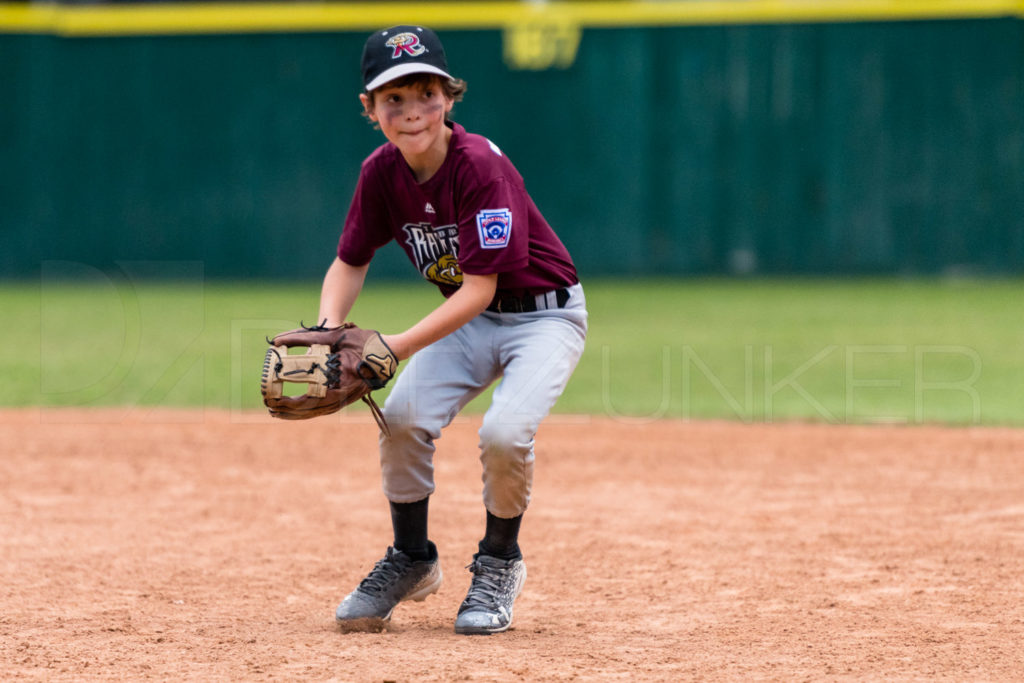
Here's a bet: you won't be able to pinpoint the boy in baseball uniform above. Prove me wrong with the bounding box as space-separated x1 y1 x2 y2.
326 25 587 634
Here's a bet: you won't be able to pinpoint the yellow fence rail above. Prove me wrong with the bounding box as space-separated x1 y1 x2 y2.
2 0 1023 37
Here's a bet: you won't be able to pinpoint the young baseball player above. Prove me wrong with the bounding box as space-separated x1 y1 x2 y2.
325 25 587 635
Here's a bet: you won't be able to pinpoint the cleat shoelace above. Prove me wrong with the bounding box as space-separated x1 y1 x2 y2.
358 552 411 594
461 560 510 610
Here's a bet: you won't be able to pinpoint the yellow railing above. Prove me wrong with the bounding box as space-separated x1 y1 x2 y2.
1 0 1022 37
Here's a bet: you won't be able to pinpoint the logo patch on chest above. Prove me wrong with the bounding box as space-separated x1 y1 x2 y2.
476 209 512 249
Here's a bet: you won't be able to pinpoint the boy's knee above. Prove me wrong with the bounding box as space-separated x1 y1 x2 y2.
477 419 534 456
380 400 443 443
381 397 414 427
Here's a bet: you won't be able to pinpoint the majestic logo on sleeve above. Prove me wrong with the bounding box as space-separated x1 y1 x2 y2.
476 209 512 249
402 222 463 287
386 33 427 58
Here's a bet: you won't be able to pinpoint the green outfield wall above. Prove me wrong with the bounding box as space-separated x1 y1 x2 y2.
2 3 1023 278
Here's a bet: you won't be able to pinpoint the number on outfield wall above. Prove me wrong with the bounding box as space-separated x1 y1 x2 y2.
503 19 582 70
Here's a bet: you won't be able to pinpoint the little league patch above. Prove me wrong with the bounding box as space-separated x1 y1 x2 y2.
477 209 512 249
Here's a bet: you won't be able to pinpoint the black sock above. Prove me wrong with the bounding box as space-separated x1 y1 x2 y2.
390 497 430 561
478 510 523 561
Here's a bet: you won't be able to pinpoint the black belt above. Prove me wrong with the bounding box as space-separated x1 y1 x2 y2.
487 287 571 314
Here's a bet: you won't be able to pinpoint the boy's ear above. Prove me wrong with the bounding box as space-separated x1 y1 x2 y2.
359 92 377 121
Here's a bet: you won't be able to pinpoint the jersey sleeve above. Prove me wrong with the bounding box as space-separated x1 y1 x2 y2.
455 175 530 276
337 162 393 266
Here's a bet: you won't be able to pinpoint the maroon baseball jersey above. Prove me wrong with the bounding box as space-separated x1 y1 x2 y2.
338 122 578 298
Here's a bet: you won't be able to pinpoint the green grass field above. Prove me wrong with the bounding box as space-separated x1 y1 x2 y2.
3 277 1022 425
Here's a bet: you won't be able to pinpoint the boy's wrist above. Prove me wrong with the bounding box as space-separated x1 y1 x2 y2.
380 333 409 361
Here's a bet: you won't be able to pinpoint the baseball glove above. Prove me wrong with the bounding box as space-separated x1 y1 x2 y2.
261 322 398 433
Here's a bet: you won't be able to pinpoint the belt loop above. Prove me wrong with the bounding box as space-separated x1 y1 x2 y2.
555 287 571 308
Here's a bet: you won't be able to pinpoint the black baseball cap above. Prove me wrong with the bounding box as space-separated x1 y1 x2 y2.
361 25 454 92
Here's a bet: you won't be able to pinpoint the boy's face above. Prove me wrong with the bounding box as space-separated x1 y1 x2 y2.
360 78 454 161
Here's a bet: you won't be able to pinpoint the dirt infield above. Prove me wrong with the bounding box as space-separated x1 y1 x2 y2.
3 409 1023 681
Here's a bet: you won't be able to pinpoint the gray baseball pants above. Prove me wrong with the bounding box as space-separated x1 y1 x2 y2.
379 283 588 518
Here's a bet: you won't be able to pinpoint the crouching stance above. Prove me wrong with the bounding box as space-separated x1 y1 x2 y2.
325 25 587 634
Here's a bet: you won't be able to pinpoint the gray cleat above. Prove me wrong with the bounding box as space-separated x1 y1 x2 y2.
454 553 527 635
335 542 442 632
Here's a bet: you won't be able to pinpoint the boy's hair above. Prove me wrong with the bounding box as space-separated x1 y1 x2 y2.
362 73 467 127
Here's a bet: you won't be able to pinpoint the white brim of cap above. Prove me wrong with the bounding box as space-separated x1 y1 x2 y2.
365 63 454 92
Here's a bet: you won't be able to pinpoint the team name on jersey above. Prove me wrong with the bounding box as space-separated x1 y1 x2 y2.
402 222 463 287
